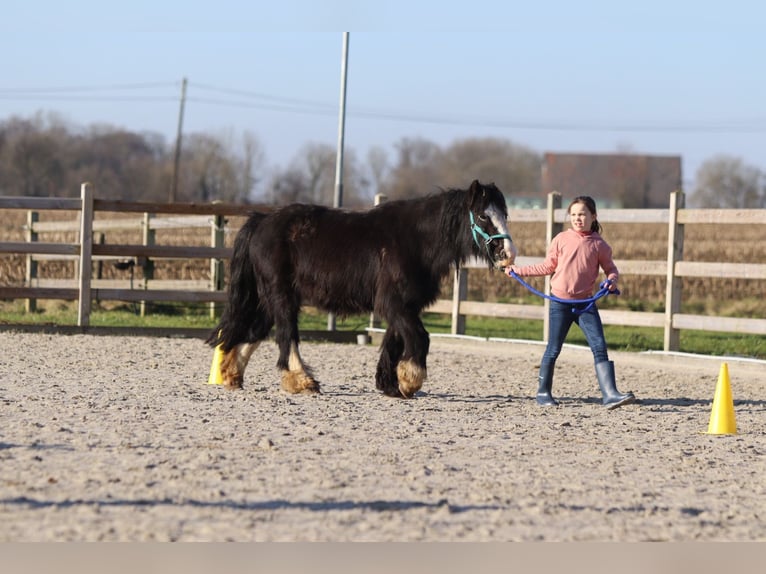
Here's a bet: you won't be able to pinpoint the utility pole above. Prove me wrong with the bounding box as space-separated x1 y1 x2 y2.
169 76 187 203
328 32 350 331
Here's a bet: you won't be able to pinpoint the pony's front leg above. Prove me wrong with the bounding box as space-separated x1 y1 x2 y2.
395 314 429 398
375 317 428 399
376 328 404 397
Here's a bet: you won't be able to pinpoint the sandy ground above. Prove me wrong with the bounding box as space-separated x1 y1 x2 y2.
0 330 764 542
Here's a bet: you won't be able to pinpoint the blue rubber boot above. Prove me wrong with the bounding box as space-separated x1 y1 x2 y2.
595 360 636 410
536 362 559 406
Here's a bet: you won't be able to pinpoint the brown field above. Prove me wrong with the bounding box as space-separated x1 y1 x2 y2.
1 208 765 314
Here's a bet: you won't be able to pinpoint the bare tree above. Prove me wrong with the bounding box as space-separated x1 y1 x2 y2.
180 130 265 203
0 115 68 196
366 145 389 198
0 114 171 199
241 131 265 202
76 125 166 200
442 137 541 197
11 130 64 197
266 142 371 207
380 137 444 200
303 143 336 204
692 155 765 208
262 142 334 205
267 166 310 204
1 115 269 202
379 136 540 203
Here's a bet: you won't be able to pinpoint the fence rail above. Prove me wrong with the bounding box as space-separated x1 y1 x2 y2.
0 183 251 321
1 185 765 351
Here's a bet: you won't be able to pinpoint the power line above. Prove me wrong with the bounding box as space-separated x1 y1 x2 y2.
187 96 335 115
0 95 177 103
2 80 766 134
0 81 177 93
186 81 766 134
192 81 330 109
0 81 178 103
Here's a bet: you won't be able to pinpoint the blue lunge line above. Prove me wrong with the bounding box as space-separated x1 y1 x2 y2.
506 269 619 315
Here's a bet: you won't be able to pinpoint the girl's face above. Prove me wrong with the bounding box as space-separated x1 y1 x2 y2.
568 201 596 233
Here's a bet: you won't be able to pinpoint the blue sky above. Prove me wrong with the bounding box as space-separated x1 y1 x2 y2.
2 0 764 190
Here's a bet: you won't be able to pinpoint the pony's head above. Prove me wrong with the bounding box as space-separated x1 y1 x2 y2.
467 180 517 268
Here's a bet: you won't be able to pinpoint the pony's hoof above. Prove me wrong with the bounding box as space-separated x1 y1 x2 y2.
398 377 425 397
378 385 403 398
298 383 321 395
397 360 425 399
221 373 244 390
281 371 320 394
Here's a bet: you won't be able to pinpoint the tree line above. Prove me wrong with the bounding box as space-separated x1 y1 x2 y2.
1 112 763 208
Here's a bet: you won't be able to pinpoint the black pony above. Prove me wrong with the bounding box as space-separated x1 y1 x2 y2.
207 179 516 398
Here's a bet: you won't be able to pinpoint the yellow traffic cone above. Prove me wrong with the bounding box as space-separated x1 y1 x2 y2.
705 362 737 435
207 344 224 385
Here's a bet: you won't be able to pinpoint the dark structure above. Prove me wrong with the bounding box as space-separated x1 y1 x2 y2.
542 152 682 208
208 180 516 398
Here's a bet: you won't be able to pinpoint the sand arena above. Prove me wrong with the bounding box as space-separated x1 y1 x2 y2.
0 331 763 541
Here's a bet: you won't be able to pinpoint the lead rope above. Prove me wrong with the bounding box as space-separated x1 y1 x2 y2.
506 268 619 315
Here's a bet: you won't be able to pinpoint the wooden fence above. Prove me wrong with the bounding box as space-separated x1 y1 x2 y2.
20 199 229 318
442 191 766 350
0 183 244 327
1 184 765 351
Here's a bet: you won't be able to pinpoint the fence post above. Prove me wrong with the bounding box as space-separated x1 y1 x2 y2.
140 212 155 317
94 232 105 307
543 191 562 342
24 210 39 312
664 190 684 352
451 268 467 335
209 211 225 319
77 182 94 327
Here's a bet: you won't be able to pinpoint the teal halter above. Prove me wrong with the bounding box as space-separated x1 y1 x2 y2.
469 211 512 259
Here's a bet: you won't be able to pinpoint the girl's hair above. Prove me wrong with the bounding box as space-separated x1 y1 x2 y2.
568 195 602 234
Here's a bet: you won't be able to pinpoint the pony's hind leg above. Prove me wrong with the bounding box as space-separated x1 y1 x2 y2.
220 342 258 389
272 288 318 394
216 309 273 390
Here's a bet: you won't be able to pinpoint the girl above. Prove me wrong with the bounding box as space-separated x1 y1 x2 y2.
507 196 636 409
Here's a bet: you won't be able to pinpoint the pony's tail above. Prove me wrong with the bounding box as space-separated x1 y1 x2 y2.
206 212 267 350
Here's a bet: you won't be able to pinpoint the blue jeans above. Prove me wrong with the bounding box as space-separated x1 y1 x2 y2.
541 300 609 369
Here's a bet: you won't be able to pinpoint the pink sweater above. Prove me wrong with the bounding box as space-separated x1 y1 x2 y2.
514 229 619 300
